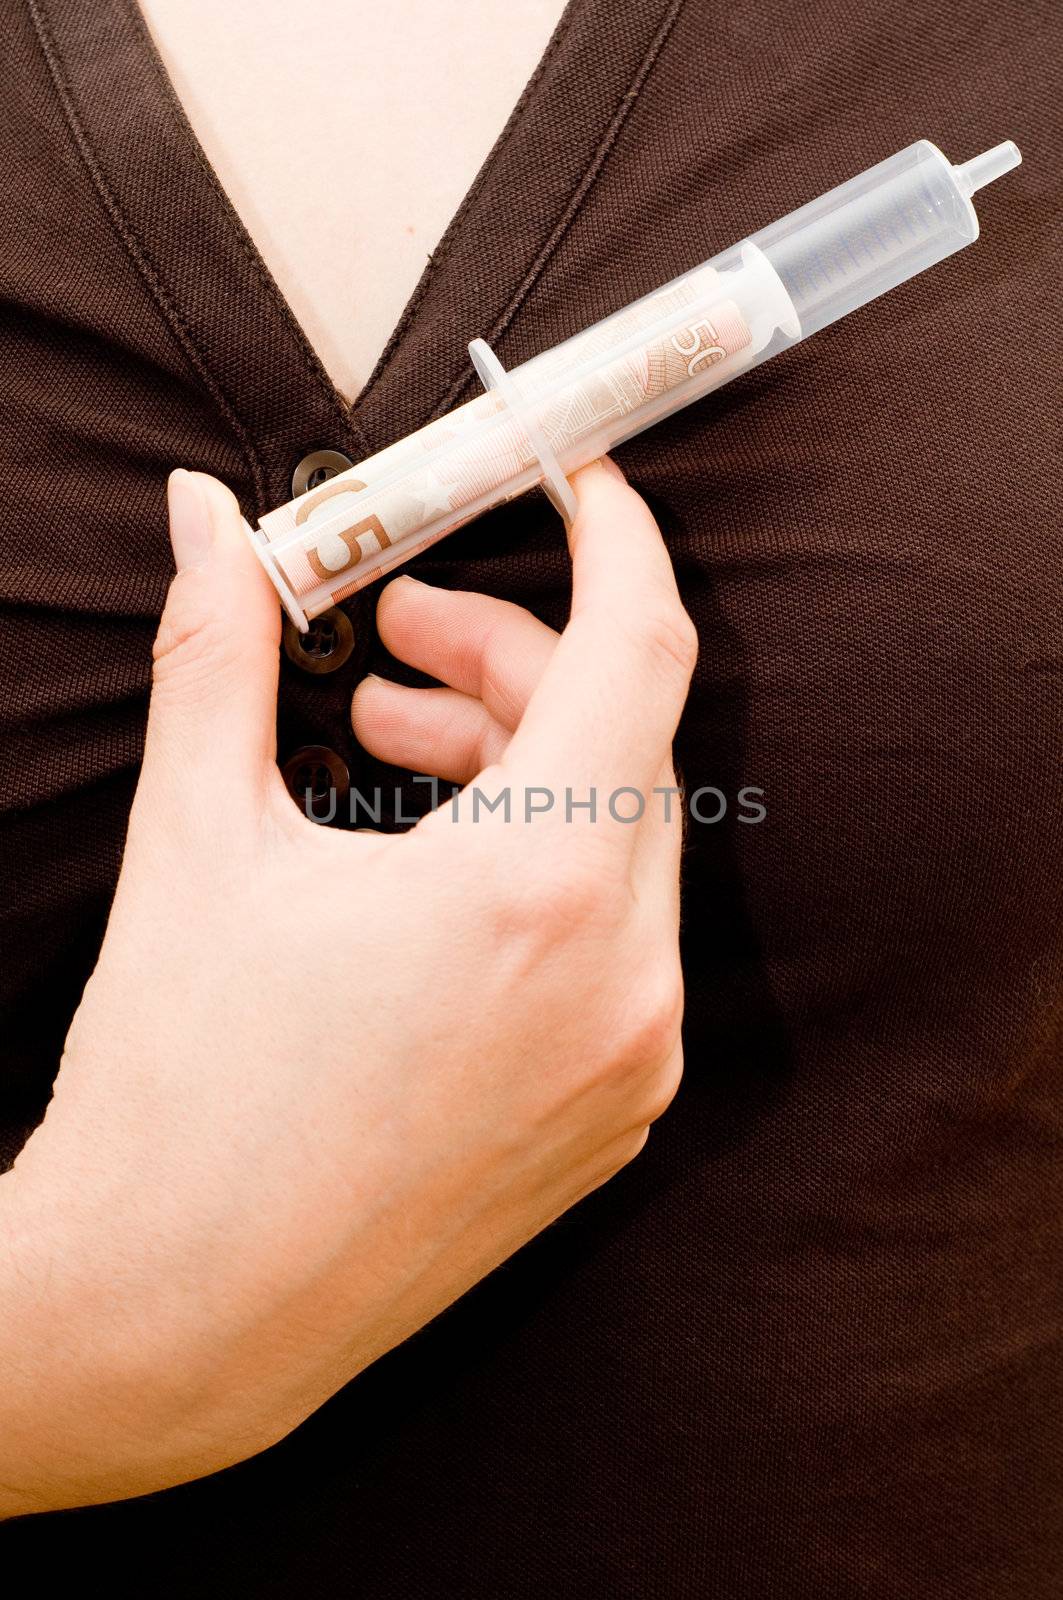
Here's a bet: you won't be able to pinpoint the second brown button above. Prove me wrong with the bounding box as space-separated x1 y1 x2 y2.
283 607 355 675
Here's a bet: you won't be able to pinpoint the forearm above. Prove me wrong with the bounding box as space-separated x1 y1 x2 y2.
0 1119 532 1517
0 1159 286 1518
0 1167 177 1514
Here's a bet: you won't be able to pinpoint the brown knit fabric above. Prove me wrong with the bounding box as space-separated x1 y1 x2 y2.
2 0 1061 1593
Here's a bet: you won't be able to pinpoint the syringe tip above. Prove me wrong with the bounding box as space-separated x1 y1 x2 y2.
954 140 1022 197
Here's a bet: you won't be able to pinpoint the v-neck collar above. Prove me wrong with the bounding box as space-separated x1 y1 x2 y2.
29 0 683 516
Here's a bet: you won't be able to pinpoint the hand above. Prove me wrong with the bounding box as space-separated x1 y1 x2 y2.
0 458 697 1514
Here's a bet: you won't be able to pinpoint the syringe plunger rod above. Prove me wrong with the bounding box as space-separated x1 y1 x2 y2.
245 138 1021 630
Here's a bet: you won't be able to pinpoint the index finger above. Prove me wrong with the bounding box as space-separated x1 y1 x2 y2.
502 458 698 812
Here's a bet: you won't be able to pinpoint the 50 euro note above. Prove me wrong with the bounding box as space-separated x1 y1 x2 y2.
257 263 752 616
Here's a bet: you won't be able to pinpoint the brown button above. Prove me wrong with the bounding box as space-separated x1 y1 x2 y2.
281 745 350 820
291 448 353 498
282 606 355 675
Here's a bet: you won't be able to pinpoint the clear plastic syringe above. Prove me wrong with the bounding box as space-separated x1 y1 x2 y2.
244 138 1022 631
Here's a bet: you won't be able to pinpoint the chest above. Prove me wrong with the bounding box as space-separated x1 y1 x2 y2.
137 0 568 402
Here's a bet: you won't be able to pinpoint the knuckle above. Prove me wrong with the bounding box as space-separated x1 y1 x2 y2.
640 599 699 680
151 576 239 698
586 1126 651 1195
493 851 616 942
479 618 528 728
574 1128 650 1203
616 960 685 1073
614 1125 652 1172
640 1049 684 1125
626 1125 651 1161
436 698 488 778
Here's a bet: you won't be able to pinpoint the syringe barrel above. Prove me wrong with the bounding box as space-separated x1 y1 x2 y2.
246 138 1017 630
749 139 981 338
500 139 989 457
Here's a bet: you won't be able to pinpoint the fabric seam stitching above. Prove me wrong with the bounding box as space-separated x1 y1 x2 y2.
27 0 269 508
434 0 688 418
118 0 367 457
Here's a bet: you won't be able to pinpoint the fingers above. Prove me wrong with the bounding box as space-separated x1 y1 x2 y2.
352 679 507 784
139 470 282 822
375 577 556 728
502 459 698 815
352 578 561 778
357 461 697 872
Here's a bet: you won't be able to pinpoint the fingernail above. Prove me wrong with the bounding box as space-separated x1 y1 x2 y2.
167 468 213 571
598 454 626 481
394 573 427 587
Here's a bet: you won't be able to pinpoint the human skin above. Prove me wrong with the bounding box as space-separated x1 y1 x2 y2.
137 0 569 400
0 458 696 1516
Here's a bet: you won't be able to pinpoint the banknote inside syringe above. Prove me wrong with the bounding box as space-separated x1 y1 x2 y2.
255 264 752 617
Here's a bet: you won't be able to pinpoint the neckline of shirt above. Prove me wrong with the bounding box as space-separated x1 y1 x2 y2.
29 0 683 519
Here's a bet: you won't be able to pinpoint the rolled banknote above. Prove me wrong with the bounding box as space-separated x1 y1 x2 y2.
252 261 758 622
247 138 1022 628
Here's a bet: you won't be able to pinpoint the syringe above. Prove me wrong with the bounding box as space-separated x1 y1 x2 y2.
244 138 1022 631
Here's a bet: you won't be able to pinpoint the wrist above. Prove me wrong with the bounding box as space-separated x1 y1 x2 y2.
0 1158 250 1513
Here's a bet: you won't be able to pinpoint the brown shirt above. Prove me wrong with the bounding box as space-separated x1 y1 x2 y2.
2 1 1061 1594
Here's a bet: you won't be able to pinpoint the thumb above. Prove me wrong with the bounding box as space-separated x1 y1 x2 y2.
140 469 282 814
